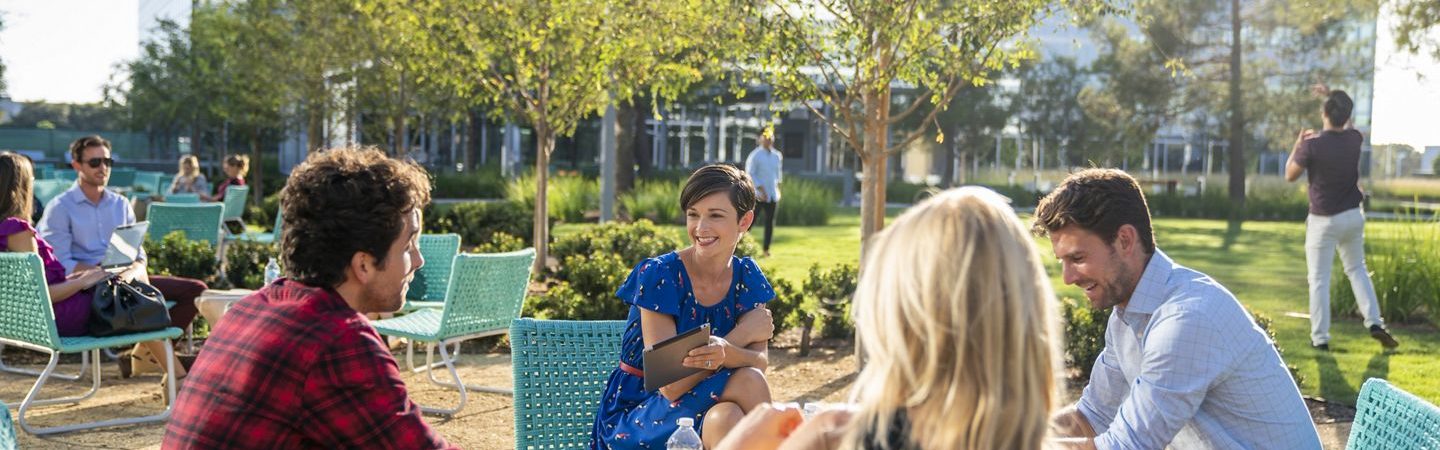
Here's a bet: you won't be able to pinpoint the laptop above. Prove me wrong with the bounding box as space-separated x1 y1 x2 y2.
101 221 148 273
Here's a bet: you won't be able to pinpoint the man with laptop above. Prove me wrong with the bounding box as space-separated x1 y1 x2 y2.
39 135 207 378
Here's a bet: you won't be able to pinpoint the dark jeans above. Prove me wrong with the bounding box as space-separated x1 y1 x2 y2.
755 201 778 252
150 275 206 330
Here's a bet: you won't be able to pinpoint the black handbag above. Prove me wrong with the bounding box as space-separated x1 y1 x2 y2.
89 277 172 337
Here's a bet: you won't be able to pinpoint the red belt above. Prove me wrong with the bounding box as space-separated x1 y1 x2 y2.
619 362 644 378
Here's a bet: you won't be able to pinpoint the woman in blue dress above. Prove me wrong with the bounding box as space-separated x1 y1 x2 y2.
592 164 778 450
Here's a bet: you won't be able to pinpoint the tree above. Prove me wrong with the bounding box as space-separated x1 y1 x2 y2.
0 14 7 98
420 0 749 270
755 0 1111 249
1393 0 1440 60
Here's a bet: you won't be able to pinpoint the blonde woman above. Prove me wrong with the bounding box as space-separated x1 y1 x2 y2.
717 187 1064 450
200 154 248 202
169 155 208 195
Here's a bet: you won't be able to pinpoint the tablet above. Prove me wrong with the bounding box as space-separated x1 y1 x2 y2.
642 323 711 392
101 221 148 271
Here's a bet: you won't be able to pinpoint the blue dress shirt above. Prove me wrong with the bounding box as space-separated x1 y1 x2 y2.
38 184 141 274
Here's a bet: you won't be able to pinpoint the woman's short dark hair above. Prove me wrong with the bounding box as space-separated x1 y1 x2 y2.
679 164 757 220
69 135 110 162
280 147 431 287
0 152 35 221
1324 90 1353 128
1031 168 1156 254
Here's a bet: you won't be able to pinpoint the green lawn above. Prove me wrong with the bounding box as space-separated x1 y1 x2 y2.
556 211 1439 406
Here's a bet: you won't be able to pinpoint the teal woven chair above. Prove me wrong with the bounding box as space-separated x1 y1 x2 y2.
402 234 463 310
1346 378 1440 449
372 248 536 415
146 203 224 248
53 170 76 182
164 193 201 204
239 209 283 244
0 400 14 450
511 319 625 450
159 174 175 195
0 253 181 435
108 167 136 189
220 185 249 223
33 165 53 181
32 180 70 209
133 171 162 194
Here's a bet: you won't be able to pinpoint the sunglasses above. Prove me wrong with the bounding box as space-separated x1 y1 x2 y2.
83 158 114 168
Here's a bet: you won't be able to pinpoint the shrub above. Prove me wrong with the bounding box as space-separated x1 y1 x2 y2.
1331 210 1440 324
550 220 683 273
506 173 600 223
427 200 537 248
1060 297 1107 378
733 234 761 259
774 178 837 226
145 231 218 281
225 240 278 289
792 264 858 355
527 253 633 321
475 232 528 254
1249 307 1305 390
766 277 803 333
432 167 507 198
620 180 683 224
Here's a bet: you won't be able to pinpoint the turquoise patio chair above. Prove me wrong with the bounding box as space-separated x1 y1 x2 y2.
33 165 53 180
146 203 224 248
53 169 76 182
220 185 249 226
372 248 536 415
32 180 70 209
1346 378 1440 449
109 167 136 190
402 234 463 310
510 319 625 450
159 174 175 196
238 210 283 244
164 193 201 204
0 253 181 435
0 400 13 450
133 171 162 195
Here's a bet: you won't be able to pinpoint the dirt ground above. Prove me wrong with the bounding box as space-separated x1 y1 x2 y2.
3 335 1350 449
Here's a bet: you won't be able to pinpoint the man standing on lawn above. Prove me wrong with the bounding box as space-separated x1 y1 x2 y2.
745 128 783 257
1036 169 1320 449
1285 85 1399 351
164 148 454 449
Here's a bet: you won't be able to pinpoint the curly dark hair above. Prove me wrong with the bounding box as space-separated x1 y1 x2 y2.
280 147 431 287
679 164 756 221
1031 168 1156 255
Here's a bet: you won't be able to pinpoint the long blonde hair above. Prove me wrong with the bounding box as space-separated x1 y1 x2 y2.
178 155 200 178
843 187 1062 450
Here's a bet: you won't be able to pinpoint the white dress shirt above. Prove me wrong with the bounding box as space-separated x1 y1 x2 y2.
744 146 783 202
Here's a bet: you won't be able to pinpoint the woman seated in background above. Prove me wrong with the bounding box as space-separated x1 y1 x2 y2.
0 152 186 381
591 164 778 450
169 154 208 195
717 187 1065 450
199 154 247 202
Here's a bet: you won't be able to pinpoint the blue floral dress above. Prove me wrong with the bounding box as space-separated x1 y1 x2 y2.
591 251 774 450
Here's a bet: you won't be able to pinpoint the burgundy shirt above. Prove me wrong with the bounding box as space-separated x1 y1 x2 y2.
163 279 454 449
213 177 245 201
1293 129 1365 216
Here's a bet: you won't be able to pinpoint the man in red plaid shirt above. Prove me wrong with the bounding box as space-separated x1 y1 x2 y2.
164 148 455 449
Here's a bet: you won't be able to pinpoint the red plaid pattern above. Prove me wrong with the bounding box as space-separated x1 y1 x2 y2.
163 279 455 449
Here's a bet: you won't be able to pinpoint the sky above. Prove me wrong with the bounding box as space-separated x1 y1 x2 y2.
1 0 1439 150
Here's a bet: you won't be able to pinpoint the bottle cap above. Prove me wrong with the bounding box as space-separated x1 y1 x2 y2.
677 418 693 427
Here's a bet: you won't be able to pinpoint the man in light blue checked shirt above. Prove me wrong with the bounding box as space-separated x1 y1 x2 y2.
1035 169 1320 449
744 130 782 257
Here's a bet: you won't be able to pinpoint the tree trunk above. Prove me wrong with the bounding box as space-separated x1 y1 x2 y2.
534 122 554 274
635 98 654 178
1227 0 1246 224
616 104 638 194
857 83 891 257
249 134 264 207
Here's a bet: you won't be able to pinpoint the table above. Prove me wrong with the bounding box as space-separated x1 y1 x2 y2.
196 289 254 330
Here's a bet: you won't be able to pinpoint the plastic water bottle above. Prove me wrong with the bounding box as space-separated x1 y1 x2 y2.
263 257 281 286
666 417 703 450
